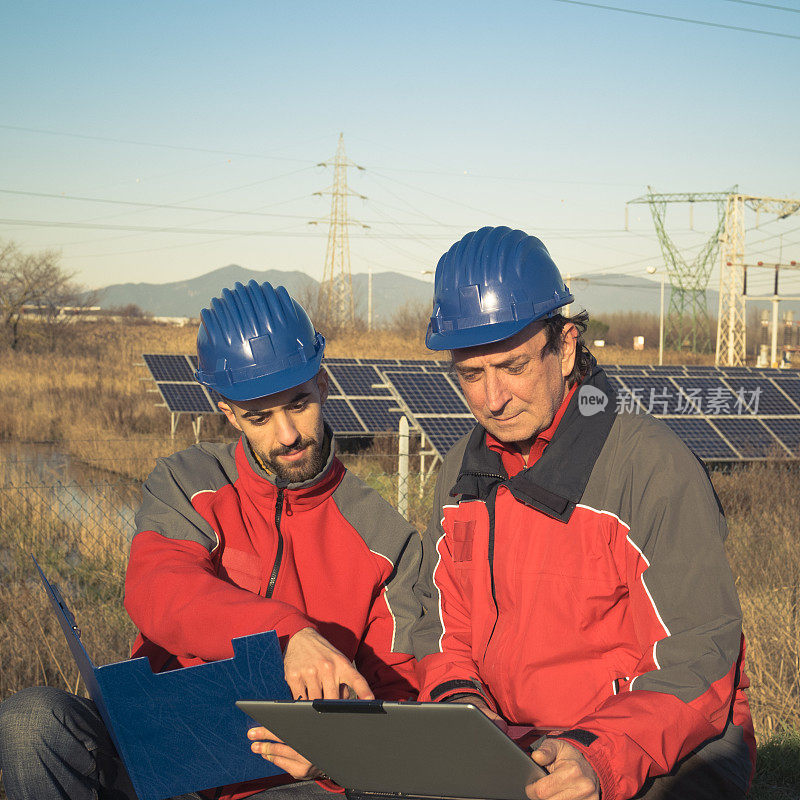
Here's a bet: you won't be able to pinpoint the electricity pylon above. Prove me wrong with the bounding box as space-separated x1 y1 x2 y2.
312 134 366 329
716 194 800 366
627 188 734 353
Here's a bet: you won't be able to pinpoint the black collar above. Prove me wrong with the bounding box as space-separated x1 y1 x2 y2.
451 361 617 523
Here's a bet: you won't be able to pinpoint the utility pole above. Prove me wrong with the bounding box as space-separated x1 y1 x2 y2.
367 262 373 331
312 134 367 330
647 266 665 366
716 194 800 365
627 188 733 354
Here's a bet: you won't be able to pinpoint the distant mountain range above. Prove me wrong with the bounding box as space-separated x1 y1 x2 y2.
92 264 800 321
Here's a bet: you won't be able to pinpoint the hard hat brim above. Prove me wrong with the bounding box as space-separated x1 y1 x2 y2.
425 317 536 352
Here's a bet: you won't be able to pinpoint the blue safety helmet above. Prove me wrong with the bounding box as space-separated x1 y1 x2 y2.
425 226 573 351
195 280 325 402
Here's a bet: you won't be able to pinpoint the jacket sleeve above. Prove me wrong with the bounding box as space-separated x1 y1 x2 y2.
557 424 748 800
125 458 311 663
330 470 423 700
412 453 497 709
353 533 422 700
126 533 313 662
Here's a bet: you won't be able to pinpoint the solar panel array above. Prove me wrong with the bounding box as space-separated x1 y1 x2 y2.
142 355 800 462
143 354 218 414
605 364 800 460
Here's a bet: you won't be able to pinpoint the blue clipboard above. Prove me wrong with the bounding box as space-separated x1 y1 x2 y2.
33 556 292 800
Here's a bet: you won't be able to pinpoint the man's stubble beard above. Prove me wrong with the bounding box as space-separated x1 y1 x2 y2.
253 432 328 483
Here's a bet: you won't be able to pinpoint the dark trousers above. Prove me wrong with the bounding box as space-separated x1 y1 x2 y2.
633 751 747 800
0 687 331 800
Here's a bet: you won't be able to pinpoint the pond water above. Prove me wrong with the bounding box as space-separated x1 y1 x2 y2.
0 442 140 541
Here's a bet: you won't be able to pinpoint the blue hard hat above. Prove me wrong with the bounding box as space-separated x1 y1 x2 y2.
195 281 325 402
425 226 574 351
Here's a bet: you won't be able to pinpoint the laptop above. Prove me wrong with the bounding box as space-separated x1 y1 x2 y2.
237 699 546 800
34 556 291 800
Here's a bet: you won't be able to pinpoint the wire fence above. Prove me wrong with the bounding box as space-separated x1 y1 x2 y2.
0 444 432 599
0 440 434 713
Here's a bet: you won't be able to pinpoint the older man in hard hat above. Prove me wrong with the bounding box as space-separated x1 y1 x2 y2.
412 228 754 800
0 281 420 800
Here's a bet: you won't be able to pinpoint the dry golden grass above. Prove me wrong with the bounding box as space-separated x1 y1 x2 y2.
716 463 800 740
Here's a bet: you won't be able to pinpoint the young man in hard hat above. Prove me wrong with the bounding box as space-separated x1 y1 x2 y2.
0 281 421 800
412 228 754 800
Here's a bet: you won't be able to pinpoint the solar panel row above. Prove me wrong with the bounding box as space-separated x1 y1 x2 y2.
142 355 800 462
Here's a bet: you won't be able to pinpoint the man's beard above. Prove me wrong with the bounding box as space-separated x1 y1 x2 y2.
254 433 327 483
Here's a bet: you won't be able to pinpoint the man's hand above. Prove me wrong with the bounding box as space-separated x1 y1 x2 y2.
527 738 600 800
283 627 374 701
248 726 323 780
449 694 508 734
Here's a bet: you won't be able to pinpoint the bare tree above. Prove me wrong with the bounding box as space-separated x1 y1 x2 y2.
0 240 92 350
387 300 431 339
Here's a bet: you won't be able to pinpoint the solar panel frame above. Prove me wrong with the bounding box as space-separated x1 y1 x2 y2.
156 383 215 413
349 398 406 433
762 369 800 379
415 416 476 458
647 366 688 376
710 418 788 459
326 364 392 397
143 354 196 383
381 369 470 415
659 418 738 460
604 375 627 400
322 398 366 435
774 377 800 408
722 377 800 416
611 367 650 375
719 366 753 375
683 365 719 373
762 418 800 456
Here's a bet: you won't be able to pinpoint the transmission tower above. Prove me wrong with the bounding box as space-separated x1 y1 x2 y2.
312 134 366 329
627 188 733 353
716 193 800 366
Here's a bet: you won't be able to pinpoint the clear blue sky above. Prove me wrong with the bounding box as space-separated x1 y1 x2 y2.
1 0 798 301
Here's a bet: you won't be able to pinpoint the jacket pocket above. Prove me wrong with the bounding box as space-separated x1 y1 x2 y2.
451 520 475 563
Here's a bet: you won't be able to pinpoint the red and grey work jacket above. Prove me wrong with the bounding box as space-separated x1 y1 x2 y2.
413 365 755 800
125 433 421 800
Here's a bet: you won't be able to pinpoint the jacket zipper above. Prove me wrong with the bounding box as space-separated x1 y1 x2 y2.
265 487 285 598
482 486 502 663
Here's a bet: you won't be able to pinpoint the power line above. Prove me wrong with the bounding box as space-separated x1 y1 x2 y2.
0 217 457 239
0 124 318 163
0 186 468 227
1 123 642 189
550 0 800 40
719 0 800 13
